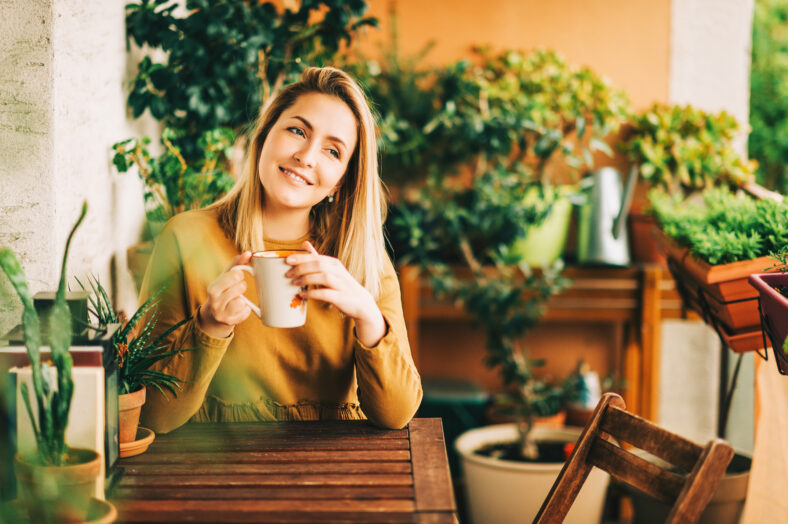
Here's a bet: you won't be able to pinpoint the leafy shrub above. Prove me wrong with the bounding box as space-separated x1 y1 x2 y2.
621 104 756 194
651 187 788 265
749 0 788 193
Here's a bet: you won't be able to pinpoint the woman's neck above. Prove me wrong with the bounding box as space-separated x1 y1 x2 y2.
262 206 310 241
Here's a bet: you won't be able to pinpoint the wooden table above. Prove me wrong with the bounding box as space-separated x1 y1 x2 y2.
113 418 457 523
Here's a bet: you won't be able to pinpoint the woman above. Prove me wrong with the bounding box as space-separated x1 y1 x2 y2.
139 67 422 433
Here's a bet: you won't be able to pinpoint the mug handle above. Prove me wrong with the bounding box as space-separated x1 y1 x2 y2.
230 265 261 319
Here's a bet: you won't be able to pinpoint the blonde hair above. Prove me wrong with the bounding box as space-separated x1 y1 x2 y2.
212 67 388 298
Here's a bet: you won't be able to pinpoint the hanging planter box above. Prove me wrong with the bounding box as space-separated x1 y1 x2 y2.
657 230 770 353
748 273 788 375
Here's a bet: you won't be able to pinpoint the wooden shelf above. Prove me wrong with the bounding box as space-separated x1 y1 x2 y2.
399 264 674 421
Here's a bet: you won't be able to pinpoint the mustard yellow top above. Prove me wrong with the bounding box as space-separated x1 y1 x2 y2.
138 208 422 433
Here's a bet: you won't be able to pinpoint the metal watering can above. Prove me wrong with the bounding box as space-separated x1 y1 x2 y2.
576 166 639 266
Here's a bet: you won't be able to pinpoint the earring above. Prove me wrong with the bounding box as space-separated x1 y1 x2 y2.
328 194 335 203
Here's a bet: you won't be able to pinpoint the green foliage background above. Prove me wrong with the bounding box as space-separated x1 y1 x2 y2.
749 0 788 194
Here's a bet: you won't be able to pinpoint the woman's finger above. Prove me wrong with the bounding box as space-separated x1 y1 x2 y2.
293 271 338 289
224 251 252 272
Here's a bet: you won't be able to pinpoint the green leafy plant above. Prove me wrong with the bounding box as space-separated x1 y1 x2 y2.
380 47 633 459
650 187 788 265
768 246 788 273
112 127 236 221
391 164 570 459
77 277 190 396
0 203 86 466
119 0 377 223
749 0 788 194
355 46 630 189
620 104 756 194
429 48 630 186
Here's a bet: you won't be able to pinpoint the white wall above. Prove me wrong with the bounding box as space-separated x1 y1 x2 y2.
0 0 147 336
662 0 756 453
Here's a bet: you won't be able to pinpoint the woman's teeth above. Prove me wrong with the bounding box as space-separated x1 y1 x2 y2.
282 168 309 185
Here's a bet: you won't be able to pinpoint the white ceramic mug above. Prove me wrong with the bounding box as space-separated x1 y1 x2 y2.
232 250 307 328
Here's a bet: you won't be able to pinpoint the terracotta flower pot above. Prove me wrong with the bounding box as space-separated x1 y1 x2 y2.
14 448 101 523
749 273 788 374
628 212 667 266
119 386 146 444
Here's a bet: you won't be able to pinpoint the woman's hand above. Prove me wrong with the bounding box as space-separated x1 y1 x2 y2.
198 251 253 338
287 241 386 347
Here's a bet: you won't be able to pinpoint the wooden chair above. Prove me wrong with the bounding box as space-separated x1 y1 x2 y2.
534 393 734 524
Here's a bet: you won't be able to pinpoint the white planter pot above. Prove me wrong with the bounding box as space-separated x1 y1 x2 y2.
456 424 609 524
626 452 751 524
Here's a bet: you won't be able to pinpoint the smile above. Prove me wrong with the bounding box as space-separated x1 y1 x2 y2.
280 167 313 185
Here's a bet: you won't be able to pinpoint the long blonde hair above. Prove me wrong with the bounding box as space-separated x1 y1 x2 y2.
212 67 388 298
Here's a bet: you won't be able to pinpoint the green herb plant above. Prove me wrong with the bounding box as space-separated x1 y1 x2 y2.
77 277 190 397
0 203 87 465
650 187 788 265
620 104 756 195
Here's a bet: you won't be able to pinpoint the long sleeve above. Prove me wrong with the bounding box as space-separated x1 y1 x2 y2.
354 259 423 429
138 214 231 434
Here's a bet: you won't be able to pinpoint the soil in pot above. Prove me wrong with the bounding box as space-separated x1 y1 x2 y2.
475 439 572 463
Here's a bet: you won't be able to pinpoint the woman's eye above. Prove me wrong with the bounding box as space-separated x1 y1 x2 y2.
287 126 305 137
327 148 340 159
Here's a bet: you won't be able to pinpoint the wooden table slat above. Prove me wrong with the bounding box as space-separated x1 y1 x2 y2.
123 461 411 476
410 419 457 513
146 437 410 453
164 420 407 438
121 473 414 488
122 449 412 465
118 498 416 515
116 485 415 501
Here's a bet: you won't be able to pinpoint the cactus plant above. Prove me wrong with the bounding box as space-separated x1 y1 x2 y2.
0 202 87 466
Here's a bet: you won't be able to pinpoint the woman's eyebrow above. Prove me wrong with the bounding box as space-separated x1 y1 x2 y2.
293 115 347 149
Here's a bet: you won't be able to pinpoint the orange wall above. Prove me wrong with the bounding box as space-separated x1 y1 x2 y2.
357 0 671 110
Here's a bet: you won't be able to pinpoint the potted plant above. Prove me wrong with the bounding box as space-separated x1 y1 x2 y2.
650 187 788 352
378 47 629 266
619 103 757 263
0 203 109 523
78 278 190 450
749 248 788 374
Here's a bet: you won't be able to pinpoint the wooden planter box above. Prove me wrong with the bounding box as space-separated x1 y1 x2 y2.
657 230 769 353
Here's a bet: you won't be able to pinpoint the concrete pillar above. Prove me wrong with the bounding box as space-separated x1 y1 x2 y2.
660 0 756 453
0 0 146 336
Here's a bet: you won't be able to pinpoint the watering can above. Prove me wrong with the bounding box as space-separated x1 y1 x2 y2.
576 166 638 266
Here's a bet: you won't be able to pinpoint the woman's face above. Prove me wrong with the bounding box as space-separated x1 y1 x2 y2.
258 92 358 215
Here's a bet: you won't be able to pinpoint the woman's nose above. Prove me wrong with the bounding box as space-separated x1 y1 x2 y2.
294 142 317 168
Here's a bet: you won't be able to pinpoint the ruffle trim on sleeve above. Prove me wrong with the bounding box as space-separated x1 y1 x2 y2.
191 396 367 423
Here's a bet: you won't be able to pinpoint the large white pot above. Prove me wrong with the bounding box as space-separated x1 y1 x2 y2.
456 424 609 524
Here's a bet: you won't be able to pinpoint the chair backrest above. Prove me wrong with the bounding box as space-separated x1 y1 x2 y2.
534 393 734 524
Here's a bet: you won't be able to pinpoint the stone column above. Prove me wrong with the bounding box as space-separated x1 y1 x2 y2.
0 0 146 335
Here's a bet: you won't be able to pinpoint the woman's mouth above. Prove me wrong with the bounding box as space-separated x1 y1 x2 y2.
280 167 312 185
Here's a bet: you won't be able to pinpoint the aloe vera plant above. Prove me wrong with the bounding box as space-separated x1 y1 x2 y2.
0 202 87 466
